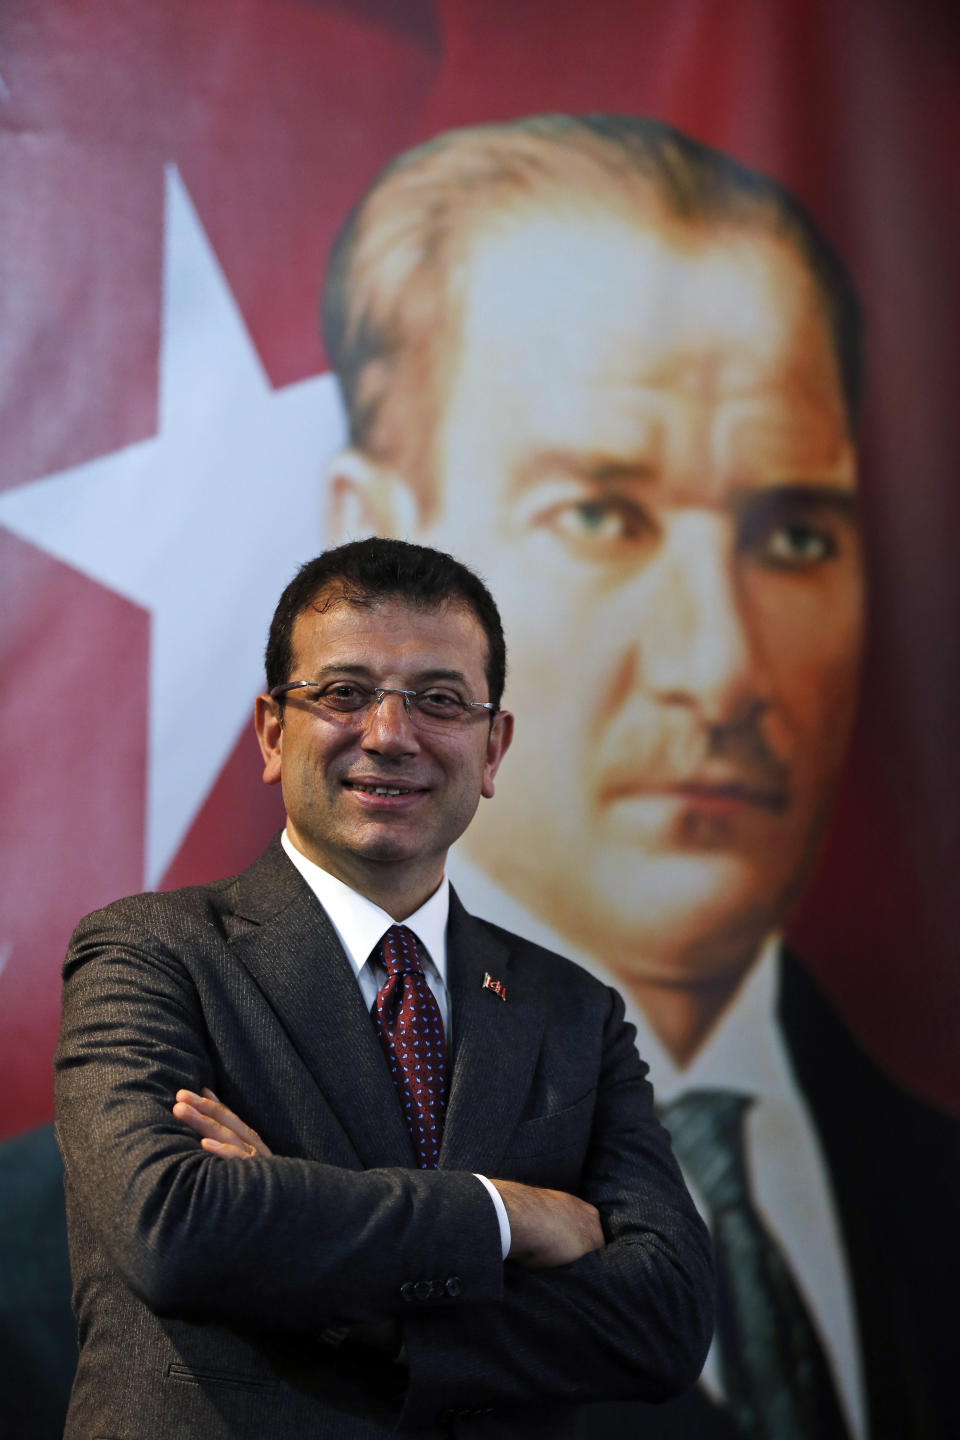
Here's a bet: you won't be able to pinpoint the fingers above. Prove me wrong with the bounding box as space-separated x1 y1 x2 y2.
172 1088 273 1159
172 1092 263 1157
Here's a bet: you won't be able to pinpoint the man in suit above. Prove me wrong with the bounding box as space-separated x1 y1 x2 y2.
54 536 713 1438
317 114 960 1437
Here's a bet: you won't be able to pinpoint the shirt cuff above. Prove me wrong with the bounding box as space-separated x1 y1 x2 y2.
473 1173 511 1259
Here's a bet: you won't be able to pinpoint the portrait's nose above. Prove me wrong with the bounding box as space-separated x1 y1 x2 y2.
359 690 421 756
639 513 770 727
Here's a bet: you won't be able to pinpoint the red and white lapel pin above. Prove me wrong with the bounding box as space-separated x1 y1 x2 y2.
482 972 507 1001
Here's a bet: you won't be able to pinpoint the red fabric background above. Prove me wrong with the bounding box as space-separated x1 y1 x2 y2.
1 0 958 1136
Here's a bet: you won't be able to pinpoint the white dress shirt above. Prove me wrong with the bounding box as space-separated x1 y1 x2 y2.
280 830 511 1257
447 848 865 1439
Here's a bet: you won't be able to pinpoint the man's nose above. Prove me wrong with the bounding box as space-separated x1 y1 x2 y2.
637 514 769 727
359 690 421 754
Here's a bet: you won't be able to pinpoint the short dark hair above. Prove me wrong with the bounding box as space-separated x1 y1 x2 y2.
324 112 862 500
265 537 507 709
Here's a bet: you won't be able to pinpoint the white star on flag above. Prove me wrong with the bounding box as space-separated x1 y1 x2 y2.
0 166 344 885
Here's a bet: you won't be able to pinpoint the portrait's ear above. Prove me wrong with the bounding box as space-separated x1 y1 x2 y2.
324 447 420 542
254 695 283 787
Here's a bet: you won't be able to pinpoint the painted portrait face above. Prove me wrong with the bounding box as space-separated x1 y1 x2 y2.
333 207 864 986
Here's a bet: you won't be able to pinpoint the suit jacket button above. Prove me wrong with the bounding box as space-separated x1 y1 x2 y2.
445 1275 462 1298
413 1279 434 1301
400 1282 415 1302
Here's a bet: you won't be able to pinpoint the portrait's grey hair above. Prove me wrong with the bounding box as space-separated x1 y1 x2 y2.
323 113 862 513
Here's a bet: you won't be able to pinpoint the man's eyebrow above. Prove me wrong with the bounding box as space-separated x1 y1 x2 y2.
310 663 472 686
413 668 472 686
312 663 373 678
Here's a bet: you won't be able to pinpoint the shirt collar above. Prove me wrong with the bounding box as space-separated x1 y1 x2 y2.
446 850 792 1105
630 935 793 1106
280 828 449 981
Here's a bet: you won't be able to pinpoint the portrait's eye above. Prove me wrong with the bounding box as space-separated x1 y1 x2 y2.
538 493 656 558
738 488 855 574
761 522 836 568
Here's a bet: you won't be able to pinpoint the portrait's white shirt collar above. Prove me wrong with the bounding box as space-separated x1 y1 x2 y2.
280 828 449 982
627 934 791 1107
446 847 786 1099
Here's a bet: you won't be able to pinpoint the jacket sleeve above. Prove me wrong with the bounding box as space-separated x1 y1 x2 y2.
54 908 506 1334
398 985 715 1425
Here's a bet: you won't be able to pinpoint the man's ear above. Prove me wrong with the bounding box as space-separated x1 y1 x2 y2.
481 709 514 800
254 695 283 787
324 447 421 542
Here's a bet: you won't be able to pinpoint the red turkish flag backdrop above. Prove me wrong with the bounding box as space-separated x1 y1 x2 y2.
1 0 959 1145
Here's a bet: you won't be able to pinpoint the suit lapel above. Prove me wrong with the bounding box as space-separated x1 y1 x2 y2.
226 839 415 1169
440 890 544 1175
222 847 545 1176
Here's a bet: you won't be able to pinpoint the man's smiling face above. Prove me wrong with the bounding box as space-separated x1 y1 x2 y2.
411 207 864 984
256 594 512 907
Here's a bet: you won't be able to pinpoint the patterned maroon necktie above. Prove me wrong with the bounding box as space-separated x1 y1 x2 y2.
371 925 447 1169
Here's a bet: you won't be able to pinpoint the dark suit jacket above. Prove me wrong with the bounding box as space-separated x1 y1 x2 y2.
53 837 713 1439
574 953 960 1440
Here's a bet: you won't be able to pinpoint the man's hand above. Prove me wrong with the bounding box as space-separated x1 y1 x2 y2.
173 1089 273 1158
173 1089 403 1358
490 1179 604 1270
172 1094 603 1271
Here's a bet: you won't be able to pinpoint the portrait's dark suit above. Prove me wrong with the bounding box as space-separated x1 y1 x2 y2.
574 953 960 1440
53 836 712 1440
0 1125 76 1440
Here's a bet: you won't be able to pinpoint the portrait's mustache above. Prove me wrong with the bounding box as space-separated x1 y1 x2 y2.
598 712 791 810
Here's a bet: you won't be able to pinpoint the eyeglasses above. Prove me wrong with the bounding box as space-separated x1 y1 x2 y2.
269 680 498 727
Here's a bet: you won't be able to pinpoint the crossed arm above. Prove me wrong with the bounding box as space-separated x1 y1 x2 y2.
166 1053 712 1420
173 1088 605 1272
